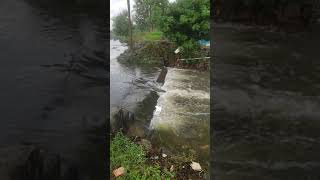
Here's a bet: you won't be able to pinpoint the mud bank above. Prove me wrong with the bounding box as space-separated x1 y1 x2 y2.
117 41 177 66
117 41 210 71
110 132 207 179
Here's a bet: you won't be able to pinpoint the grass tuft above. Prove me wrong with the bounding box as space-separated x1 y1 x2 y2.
110 132 174 179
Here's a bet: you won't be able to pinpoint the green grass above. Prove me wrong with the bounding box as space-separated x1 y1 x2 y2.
143 31 163 41
114 31 163 44
110 132 174 179
132 31 163 42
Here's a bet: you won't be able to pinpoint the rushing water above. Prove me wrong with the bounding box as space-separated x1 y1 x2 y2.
110 39 161 136
110 40 210 168
212 23 320 179
150 68 210 165
0 0 106 179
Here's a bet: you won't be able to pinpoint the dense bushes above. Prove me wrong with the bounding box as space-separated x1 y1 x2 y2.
160 0 210 58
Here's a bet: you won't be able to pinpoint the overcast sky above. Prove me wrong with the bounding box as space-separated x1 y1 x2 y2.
110 0 176 30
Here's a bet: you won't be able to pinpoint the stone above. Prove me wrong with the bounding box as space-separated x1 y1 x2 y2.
113 109 135 133
190 162 202 171
156 67 168 83
162 153 167 158
113 167 125 177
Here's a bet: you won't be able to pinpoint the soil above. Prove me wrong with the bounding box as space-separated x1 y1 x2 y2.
117 41 210 71
130 136 206 180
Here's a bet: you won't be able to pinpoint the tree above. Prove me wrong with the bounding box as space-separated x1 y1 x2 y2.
134 0 150 31
134 0 169 31
149 0 169 31
160 0 210 57
127 0 133 49
112 10 129 38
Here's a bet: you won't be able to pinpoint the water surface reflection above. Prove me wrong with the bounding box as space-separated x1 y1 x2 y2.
212 23 320 179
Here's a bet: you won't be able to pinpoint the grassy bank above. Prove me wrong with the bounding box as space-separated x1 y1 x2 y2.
114 30 209 71
133 31 163 42
110 132 206 179
115 31 163 44
110 132 174 179
117 40 176 65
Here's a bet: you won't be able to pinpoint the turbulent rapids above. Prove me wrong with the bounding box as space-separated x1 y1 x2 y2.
110 39 210 167
150 68 210 165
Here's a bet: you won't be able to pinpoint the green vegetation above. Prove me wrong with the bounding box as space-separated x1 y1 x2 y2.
142 31 163 41
134 0 169 32
160 0 210 58
113 30 163 43
133 31 163 42
110 132 174 179
112 0 209 59
112 10 130 38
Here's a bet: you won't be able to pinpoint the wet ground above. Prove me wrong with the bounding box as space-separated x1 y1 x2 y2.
212 22 320 179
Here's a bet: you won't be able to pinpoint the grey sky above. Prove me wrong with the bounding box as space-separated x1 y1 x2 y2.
110 0 176 30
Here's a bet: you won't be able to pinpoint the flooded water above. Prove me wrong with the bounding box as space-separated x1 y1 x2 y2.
110 40 210 168
0 0 106 179
110 39 161 135
212 23 320 179
150 68 210 165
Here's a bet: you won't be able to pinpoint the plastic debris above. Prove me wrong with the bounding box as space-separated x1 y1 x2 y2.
190 162 202 171
113 167 125 177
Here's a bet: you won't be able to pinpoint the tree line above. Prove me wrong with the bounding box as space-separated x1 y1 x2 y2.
112 0 209 58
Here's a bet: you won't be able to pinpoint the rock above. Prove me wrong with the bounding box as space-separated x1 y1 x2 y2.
113 167 125 177
162 153 167 158
190 162 202 171
113 109 135 133
156 67 167 83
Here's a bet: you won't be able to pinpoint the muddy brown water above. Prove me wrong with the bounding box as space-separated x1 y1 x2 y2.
212 22 320 180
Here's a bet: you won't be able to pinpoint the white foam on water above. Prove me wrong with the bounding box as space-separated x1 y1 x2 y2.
154 106 162 116
150 68 210 129
110 39 127 60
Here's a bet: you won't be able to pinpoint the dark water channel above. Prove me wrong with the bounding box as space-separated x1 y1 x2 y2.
0 0 106 179
110 39 161 137
212 23 320 179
